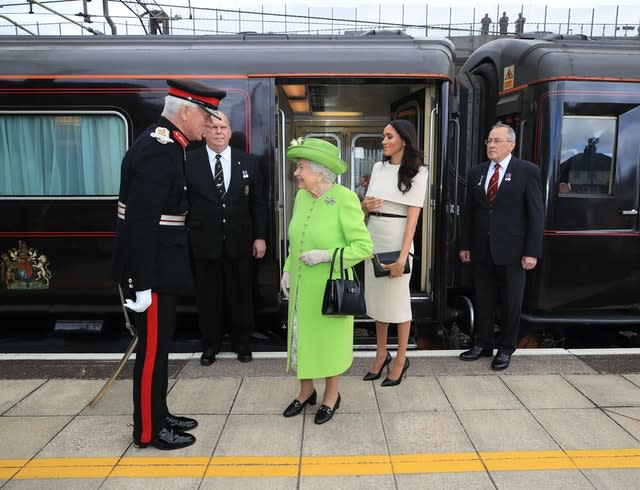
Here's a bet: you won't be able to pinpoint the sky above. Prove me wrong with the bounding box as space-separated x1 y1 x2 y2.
0 1 638 36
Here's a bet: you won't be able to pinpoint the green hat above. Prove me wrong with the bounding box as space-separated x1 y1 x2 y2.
286 137 348 175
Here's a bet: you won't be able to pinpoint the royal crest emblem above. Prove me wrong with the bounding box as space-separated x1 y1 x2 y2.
1 241 52 290
150 127 174 144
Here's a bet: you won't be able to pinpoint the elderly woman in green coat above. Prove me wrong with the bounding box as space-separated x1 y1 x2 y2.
280 138 373 425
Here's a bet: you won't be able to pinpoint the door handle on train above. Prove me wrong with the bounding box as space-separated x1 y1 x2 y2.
618 209 638 215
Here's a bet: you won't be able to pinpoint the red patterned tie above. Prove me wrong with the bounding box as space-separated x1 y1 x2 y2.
486 163 500 205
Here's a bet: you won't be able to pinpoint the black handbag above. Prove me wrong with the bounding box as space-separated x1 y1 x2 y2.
321 248 366 316
371 251 411 277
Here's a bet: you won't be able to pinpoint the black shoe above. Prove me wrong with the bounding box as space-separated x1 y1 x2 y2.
237 351 253 363
459 346 493 361
314 393 341 425
381 358 410 387
363 352 392 381
165 414 198 431
491 351 511 370
200 347 216 366
283 390 317 417
133 427 196 450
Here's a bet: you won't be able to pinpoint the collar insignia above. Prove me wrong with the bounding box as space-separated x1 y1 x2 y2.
172 130 189 149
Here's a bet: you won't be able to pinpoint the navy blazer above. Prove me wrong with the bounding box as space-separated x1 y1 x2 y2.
186 145 268 260
460 156 544 265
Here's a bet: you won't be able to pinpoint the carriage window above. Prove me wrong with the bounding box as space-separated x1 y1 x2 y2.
0 113 126 196
351 134 383 197
558 116 616 195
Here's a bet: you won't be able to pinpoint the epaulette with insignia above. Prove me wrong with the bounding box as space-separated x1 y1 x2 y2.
150 127 174 144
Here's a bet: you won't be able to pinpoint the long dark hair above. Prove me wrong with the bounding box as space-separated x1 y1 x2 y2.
384 119 424 193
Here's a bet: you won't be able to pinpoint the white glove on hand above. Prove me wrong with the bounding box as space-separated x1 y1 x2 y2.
300 249 330 266
124 289 152 313
280 271 290 299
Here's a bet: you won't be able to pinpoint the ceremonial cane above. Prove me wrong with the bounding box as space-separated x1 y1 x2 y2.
89 285 138 407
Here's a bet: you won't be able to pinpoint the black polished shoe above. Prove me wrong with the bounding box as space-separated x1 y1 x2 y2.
133 427 196 450
237 351 253 363
200 347 216 366
491 351 511 370
363 352 392 381
314 393 341 425
381 358 410 387
283 390 317 417
459 346 493 361
165 413 198 431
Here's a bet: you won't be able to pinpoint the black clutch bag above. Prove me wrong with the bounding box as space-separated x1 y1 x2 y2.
371 251 411 277
321 248 366 316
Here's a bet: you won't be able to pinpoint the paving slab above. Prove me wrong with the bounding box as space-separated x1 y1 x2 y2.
383 411 474 454
532 408 640 449
458 409 560 452
375 376 451 413
232 377 300 415
302 412 386 456
215 414 302 456
396 472 494 489
331 376 378 413
203 477 297 489
181 358 288 378
167 377 241 415
0 380 46 414
500 354 597 375
624 373 640 387
582 468 640 489
6 379 103 416
0 416 71 459
80 379 133 416
300 475 395 489
602 407 640 441
564 374 640 407
3 478 103 489
103 477 201 489
501 375 595 409
438 375 523 410
36 415 130 458
490 469 593 489
124 414 225 457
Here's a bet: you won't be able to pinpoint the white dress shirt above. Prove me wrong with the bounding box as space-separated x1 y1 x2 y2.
484 154 512 194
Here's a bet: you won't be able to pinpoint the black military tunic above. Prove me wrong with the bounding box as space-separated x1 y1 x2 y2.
112 117 192 445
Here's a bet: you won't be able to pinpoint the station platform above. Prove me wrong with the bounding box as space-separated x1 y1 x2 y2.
1 349 640 489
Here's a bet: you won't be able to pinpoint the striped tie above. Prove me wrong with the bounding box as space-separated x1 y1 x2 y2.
214 154 226 199
486 163 500 205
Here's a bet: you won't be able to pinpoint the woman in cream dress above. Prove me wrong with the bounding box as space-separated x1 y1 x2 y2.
362 120 428 386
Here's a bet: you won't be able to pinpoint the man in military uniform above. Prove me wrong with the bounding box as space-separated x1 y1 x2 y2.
112 79 226 450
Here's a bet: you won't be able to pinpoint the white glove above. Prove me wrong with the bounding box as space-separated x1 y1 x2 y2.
124 289 152 313
300 249 330 266
280 271 290 299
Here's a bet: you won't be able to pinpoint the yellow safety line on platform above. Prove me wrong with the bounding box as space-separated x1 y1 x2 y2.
5 449 640 480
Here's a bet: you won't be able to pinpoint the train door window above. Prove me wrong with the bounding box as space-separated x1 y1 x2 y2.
0 112 126 196
558 116 616 196
351 134 382 195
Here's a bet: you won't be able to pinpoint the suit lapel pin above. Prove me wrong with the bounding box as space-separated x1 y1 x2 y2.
504 173 512 182
477 175 484 186
242 170 249 179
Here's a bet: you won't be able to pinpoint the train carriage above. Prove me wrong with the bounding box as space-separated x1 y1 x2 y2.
453 35 640 333
0 32 455 349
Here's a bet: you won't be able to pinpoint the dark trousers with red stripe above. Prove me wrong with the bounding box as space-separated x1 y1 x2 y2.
132 291 176 444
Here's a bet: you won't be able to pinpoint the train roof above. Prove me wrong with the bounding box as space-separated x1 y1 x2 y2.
0 32 455 81
462 36 640 91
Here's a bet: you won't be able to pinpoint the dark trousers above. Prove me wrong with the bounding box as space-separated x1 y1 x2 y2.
132 291 175 443
194 256 254 353
472 256 526 354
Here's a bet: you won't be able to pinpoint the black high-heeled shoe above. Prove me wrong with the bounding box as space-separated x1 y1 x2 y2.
381 358 410 387
363 352 392 381
283 390 317 417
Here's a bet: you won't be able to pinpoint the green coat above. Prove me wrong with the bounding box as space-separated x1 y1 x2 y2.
284 184 373 378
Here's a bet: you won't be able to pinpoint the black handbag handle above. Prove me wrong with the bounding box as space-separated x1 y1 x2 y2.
329 247 361 284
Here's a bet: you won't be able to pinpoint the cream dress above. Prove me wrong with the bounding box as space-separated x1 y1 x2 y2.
364 161 428 323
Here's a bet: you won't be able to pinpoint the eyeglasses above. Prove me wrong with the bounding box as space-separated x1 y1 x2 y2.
485 138 511 145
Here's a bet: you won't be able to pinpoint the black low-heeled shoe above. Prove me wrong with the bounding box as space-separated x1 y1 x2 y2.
314 393 341 425
363 352 392 381
283 389 317 417
165 413 198 431
381 358 410 387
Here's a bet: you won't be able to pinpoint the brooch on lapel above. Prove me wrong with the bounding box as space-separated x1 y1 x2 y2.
504 173 512 182
325 196 336 205
242 170 249 179
150 127 174 144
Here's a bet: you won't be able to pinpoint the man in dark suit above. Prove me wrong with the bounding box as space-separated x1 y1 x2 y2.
186 110 268 365
113 79 226 449
458 123 544 370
